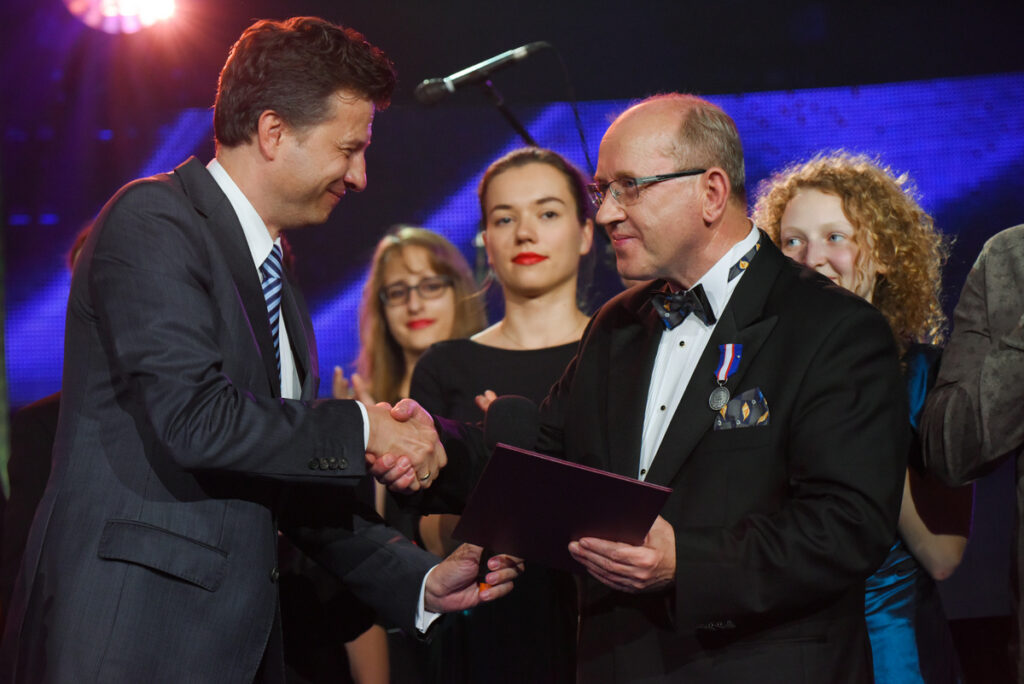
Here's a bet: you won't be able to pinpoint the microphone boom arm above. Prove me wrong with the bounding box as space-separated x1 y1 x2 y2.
479 79 537 147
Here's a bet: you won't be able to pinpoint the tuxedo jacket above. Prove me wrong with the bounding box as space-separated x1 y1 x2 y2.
441 234 908 683
0 158 436 683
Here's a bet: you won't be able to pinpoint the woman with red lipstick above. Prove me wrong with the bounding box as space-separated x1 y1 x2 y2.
410 147 595 684
319 226 484 684
754 151 970 684
341 225 485 405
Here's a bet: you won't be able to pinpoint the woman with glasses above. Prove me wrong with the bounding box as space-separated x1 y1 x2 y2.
339 225 485 405
410 147 594 683
753 151 971 684
284 226 483 684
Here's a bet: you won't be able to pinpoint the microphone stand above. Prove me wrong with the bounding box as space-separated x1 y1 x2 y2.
479 79 537 147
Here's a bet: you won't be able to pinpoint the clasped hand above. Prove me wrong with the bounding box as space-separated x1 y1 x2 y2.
568 515 676 593
364 399 446 492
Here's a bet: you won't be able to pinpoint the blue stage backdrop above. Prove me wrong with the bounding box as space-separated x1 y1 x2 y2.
5 72 1024 406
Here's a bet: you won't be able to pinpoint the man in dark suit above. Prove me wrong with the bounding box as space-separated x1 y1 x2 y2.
0 17 516 683
424 94 908 682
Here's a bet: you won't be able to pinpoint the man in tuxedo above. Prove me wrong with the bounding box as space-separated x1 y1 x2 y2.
425 94 909 682
0 17 516 683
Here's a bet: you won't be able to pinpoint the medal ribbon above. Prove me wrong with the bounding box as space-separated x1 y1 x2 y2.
715 343 743 383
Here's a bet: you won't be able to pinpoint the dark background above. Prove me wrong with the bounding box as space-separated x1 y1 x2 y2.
0 1 1022 670
3 0 1023 404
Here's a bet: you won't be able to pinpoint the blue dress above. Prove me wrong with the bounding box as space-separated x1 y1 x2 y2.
864 345 963 683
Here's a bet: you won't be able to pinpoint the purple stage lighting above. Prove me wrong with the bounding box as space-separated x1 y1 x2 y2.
62 0 175 34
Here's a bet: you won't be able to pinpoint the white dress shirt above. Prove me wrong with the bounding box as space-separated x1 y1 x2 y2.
206 158 438 631
638 223 760 480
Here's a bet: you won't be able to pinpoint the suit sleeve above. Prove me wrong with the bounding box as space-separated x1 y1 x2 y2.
674 305 907 629
279 485 438 635
86 180 366 483
921 232 1024 485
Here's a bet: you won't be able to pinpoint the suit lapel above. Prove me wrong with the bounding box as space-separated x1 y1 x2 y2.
645 236 784 487
605 289 663 477
173 158 281 398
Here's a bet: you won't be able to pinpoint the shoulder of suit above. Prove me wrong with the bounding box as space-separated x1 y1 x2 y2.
590 280 659 326
978 224 1024 265
769 256 882 324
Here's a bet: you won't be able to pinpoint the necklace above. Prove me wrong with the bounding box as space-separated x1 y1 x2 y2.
499 323 531 350
498 317 587 350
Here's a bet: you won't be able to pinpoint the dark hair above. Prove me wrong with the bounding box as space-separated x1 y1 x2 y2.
477 147 596 310
214 16 396 148
477 147 592 227
67 221 93 270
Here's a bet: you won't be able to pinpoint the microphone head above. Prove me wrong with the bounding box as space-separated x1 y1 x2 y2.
483 395 540 452
414 78 449 106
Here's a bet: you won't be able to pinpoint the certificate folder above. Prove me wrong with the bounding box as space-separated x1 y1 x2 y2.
452 443 672 574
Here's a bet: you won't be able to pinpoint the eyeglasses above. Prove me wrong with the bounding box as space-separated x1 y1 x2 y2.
379 275 453 306
586 169 707 208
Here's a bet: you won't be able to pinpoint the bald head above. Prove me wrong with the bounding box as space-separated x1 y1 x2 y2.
613 94 746 207
594 93 751 288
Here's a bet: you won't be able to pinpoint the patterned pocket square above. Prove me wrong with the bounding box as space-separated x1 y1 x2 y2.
713 387 770 430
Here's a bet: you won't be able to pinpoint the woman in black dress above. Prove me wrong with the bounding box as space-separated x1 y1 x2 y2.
411 147 595 683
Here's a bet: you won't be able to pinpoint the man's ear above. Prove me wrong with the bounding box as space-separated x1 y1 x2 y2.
256 110 286 161
701 168 731 224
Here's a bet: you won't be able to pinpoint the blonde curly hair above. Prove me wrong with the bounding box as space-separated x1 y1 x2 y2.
752 151 947 349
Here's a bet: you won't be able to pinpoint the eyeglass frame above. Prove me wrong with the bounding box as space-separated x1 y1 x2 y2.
378 275 454 306
586 169 707 209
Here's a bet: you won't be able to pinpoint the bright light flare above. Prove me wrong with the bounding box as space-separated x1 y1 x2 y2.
63 0 176 34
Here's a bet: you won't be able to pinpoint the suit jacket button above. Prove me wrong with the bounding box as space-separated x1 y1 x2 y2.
338 458 348 470
270 567 280 583
307 459 319 470
319 457 331 470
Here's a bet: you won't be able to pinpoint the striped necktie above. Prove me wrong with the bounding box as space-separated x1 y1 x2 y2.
260 243 284 380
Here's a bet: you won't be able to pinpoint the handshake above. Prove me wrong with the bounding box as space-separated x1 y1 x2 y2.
363 398 446 493
361 398 524 613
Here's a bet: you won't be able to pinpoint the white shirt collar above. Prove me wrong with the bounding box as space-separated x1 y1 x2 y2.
688 222 760 322
206 158 279 269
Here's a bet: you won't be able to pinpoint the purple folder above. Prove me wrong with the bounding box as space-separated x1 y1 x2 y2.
452 443 672 574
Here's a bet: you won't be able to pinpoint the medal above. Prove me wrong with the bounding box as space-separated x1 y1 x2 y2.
710 343 743 411
708 385 731 411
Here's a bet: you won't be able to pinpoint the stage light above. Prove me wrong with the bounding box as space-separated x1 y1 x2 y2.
63 0 176 35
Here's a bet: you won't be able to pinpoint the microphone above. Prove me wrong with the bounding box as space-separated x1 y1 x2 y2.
414 42 550 105
478 395 539 589
483 395 540 453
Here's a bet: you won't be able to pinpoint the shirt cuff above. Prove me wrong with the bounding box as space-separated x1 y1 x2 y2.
415 565 443 633
355 400 370 451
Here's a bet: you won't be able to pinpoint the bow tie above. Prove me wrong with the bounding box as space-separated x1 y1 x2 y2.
651 284 716 329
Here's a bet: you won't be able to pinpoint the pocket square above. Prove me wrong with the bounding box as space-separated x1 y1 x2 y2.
713 387 770 431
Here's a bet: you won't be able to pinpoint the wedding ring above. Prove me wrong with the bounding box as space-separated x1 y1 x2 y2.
419 471 431 481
